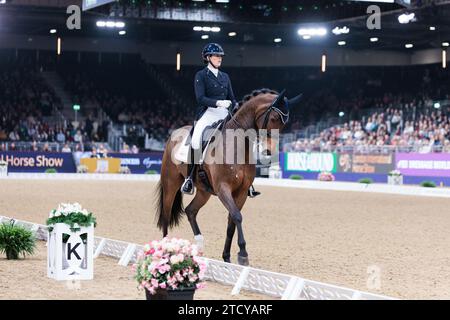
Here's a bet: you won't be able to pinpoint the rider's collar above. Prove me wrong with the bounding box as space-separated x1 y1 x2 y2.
207 63 219 77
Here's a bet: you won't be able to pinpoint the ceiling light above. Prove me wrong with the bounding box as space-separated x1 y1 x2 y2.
398 13 415 24
228 32 237 37
119 30 126 35
332 26 350 35
405 43 413 48
216 0 229 3
202 26 211 32
370 37 379 42
298 27 327 37
106 21 116 28
303 35 311 40
193 26 202 31
210 27 221 32
442 42 449 47
201 35 209 39
274 38 282 43
50 29 57 34
115 22 125 28
96 21 106 27
338 41 346 46
429 26 436 31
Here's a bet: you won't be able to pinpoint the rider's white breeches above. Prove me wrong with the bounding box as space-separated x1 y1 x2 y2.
191 107 229 149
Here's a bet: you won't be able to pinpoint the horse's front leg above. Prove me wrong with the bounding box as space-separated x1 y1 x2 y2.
217 186 249 266
185 189 211 252
222 214 236 263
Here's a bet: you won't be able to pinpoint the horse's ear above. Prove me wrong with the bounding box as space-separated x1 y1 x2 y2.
287 93 303 107
272 89 286 107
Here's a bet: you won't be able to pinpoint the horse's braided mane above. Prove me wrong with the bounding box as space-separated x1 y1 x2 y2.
237 88 278 108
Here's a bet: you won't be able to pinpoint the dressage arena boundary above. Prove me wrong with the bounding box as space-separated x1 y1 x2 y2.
0 215 395 300
2 172 450 199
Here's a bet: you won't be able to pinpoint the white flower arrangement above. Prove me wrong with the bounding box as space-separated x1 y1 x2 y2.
119 166 131 174
47 203 96 232
77 165 88 173
388 170 402 177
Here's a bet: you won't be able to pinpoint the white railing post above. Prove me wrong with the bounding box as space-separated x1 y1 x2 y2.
118 243 136 266
231 267 250 296
289 278 305 300
94 238 106 259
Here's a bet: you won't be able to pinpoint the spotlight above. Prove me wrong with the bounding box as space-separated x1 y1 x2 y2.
398 13 415 24
274 38 282 43
193 26 202 31
443 42 449 47
119 30 126 35
228 32 237 37
50 29 57 34
96 21 106 27
434 102 441 109
201 35 209 39
339 111 345 117
405 43 413 48
298 27 327 37
106 21 116 28
370 37 379 42
115 22 125 28
338 41 346 46
210 27 221 32
429 26 436 31
332 26 350 35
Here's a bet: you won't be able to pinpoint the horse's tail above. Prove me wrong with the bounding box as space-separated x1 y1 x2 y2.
155 180 184 232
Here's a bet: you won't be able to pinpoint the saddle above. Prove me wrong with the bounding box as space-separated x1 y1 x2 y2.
185 114 230 155
184 114 231 194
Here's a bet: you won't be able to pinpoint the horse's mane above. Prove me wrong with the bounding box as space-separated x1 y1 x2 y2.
235 88 278 113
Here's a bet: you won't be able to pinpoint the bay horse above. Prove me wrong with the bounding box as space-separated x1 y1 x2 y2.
155 89 302 266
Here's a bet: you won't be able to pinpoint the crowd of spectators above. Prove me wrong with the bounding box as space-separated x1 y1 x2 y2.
2 51 450 154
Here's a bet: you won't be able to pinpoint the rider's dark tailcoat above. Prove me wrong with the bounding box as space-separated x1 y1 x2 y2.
194 67 237 118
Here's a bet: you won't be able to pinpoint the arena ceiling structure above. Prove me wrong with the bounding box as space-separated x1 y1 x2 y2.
0 0 449 51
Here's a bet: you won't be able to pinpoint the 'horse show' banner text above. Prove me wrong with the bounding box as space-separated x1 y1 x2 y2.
0 151 76 172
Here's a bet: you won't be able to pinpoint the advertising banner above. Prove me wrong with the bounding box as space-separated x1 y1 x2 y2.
0 151 76 173
337 153 394 174
108 152 163 174
282 152 337 173
395 153 450 177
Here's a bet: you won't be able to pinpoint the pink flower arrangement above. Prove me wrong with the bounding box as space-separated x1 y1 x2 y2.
317 171 335 182
133 237 207 295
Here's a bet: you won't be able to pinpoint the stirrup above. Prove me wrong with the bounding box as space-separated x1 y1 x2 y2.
181 178 195 195
248 187 261 198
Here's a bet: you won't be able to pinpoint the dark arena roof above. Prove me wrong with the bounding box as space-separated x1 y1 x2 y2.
0 0 449 51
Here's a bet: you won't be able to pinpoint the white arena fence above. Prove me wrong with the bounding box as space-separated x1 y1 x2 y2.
0 215 395 300
1 172 450 199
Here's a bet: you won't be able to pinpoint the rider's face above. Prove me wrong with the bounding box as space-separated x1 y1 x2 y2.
209 55 222 67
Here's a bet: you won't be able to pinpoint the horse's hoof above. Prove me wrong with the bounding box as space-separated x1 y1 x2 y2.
237 255 249 266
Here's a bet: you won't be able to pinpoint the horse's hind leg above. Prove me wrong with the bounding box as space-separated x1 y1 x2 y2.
185 189 211 251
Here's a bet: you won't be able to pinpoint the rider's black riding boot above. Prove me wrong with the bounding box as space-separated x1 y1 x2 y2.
181 147 196 194
248 184 261 198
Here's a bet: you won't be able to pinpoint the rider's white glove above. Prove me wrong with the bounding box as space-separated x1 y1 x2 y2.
216 100 232 108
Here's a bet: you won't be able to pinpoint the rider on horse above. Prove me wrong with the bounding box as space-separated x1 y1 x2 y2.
180 43 260 198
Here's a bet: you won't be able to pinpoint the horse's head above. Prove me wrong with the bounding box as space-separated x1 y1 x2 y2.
254 89 303 156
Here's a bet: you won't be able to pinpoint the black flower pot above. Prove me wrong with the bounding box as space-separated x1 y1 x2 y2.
145 287 196 300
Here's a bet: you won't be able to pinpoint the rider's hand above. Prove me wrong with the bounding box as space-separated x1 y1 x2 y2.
216 100 232 108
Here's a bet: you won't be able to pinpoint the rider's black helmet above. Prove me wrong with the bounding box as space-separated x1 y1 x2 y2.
202 43 225 62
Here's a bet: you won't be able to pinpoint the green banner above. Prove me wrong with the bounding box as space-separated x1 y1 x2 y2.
284 152 337 173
